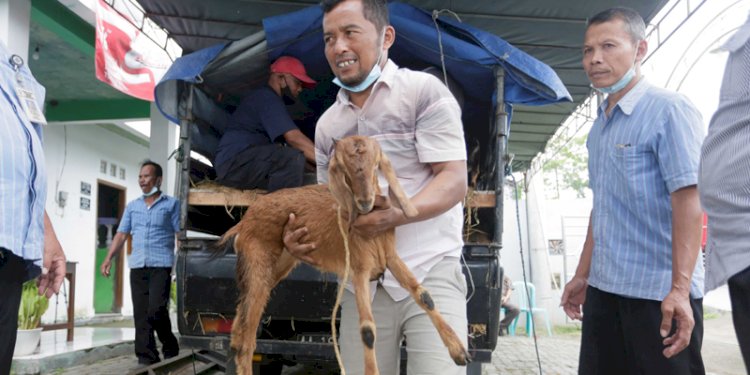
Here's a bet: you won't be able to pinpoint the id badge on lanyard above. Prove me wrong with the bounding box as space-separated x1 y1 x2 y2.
9 54 47 125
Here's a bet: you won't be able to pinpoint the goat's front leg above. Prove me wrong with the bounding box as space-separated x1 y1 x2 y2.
350 271 379 375
385 255 471 366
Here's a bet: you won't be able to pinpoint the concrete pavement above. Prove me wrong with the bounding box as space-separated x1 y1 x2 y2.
12 310 745 374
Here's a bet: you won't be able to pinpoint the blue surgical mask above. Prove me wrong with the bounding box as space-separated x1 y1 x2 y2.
593 65 636 94
333 58 382 93
333 33 385 93
143 185 160 197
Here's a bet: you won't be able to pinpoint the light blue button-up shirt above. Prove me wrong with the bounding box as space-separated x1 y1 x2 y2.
0 42 47 273
587 79 705 301
117 194 180 268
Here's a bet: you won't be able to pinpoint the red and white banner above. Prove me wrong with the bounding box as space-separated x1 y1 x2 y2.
95 0 172 101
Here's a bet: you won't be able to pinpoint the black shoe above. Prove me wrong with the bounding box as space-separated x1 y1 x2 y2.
163 351 179 360
138 358 160 366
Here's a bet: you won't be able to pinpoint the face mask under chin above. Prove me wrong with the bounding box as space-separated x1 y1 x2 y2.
593 66 636 94
333 31 386 93
143 185 160 197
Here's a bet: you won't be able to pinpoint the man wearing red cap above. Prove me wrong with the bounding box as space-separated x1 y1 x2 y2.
213 56 317 191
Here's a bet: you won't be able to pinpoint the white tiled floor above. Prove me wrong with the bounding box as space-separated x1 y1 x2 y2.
14 327 135 359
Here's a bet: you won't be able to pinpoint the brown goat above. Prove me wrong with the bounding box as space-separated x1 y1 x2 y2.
220 135 471 375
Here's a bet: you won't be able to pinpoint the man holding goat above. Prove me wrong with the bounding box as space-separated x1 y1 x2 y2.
284 0 469 373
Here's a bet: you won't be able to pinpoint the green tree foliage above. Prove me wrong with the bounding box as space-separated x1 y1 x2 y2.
543 135 589 198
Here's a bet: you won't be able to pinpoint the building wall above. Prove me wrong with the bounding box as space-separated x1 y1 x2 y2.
500 192 592 326
41 123 149 321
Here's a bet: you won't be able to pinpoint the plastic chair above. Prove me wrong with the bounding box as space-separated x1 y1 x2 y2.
508 281 552 337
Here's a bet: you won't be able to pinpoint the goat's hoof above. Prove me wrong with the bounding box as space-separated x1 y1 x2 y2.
451 347 472 366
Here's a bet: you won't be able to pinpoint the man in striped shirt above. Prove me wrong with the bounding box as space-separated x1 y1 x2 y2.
699 13 750 373
560 8 705 374
1 41 67 374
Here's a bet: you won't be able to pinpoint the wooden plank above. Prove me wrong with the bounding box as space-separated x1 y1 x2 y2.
189 188 497 208
188 188 265 206
466 191 496 208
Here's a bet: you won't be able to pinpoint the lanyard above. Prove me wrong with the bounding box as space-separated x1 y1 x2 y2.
8 54 47 125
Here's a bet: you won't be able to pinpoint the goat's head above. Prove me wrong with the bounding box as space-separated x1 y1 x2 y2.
328 136 419 225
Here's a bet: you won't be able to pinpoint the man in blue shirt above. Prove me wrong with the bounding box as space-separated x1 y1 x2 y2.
1 41 67 374
100 161 180 366
560 8 705 374
213 56 316 192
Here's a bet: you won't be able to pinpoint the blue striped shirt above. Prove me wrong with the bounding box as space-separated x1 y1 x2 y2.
0 42 47 270
117 194 180 268
587 79 705 301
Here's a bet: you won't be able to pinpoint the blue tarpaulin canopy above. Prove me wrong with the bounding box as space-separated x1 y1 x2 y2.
154 2 570 177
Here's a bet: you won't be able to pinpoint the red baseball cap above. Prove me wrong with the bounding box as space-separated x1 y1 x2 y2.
270 56 316 88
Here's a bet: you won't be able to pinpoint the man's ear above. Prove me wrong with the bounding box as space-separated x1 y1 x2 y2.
635 39 648 63
383 25 396 50
156 177 163 188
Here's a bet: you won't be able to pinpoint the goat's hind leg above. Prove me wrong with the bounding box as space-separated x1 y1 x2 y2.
385 256 471 366
231 245 280 375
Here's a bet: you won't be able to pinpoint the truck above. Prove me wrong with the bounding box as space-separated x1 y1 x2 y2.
151 2 571 373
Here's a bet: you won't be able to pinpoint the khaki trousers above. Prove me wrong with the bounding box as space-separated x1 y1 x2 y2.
339 257 469 375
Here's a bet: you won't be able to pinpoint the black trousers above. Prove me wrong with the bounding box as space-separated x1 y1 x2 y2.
215 144 305 192
499 302 520 335
0 248 26 375
728 265 750 374
130 267 179 364
579 286 705 375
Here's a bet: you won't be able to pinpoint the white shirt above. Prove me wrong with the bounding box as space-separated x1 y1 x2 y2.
315 60 466 301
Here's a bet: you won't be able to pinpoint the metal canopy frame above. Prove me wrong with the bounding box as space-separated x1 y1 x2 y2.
134 0 672 172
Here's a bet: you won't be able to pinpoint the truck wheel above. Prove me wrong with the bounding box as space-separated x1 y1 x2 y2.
253 361 283 375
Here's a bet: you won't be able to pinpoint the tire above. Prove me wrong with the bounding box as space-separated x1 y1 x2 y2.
254 361 283 375
466 362 483 375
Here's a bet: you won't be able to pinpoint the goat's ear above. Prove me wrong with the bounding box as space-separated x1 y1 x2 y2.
328 155 356 225
378 147 418 218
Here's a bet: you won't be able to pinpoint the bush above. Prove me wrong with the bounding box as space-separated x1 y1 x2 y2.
18 280 49 330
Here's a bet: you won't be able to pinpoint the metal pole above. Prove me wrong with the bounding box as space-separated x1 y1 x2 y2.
493 67 507 254
525 172 533 283
178 84 194 240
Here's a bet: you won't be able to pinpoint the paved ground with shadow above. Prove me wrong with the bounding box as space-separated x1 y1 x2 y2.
47 308 744 375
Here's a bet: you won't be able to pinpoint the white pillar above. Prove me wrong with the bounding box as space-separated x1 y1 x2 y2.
526 172 557 323
149 103 178 196
0 0 31 61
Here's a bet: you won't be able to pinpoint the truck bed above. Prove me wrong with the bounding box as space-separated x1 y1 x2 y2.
176 239 502 365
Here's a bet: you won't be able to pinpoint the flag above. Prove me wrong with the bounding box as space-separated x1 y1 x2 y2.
95 0 172 101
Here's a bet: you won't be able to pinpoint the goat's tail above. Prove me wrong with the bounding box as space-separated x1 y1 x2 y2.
211 224 242 259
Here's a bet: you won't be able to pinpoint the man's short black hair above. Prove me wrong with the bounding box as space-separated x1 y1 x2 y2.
321 0 389 32
141 160 163 178
588 7 646 43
